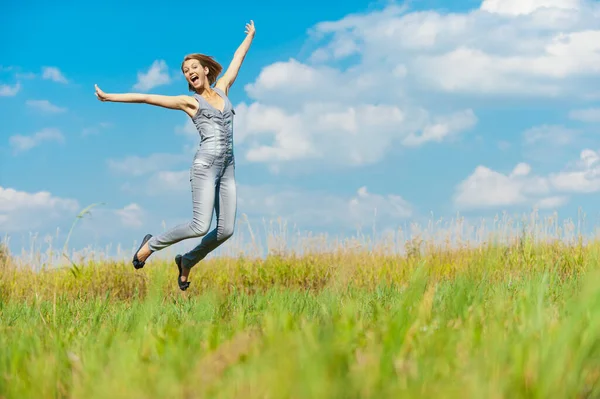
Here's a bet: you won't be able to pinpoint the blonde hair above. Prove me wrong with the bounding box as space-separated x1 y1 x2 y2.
181 53 223 91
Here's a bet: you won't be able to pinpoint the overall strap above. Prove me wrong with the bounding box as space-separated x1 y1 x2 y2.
212 86 228 99
212 86 230 112
192 93 207 111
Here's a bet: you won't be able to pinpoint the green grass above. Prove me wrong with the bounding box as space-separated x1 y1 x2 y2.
0 237 599 398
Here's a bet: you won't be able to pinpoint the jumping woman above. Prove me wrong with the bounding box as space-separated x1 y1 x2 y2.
94 20 256 291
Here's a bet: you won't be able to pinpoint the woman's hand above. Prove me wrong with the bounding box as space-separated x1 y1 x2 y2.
95 84 110 102
245 20 255 37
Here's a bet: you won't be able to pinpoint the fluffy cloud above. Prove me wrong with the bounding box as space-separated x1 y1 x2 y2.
0 186 80 233
300 0 600 97
549 149 600 193
453 163 559 209
414 30 600 95
26 99 67 114
230 0 600 170
132 60 171 91
9 128 65 153
454 148 600 209
233 100 476 167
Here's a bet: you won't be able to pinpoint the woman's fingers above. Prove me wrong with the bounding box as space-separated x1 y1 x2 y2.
245 20 255 35
94 84 106 101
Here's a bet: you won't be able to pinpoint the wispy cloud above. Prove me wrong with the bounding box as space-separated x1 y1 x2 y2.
107 152 187 177
42 66 68 83
9 128 65 153
569 108 600 123
0 82 20 97
26 99 67 114
82 122 113 137
115 203 145 228
132 60 171 91
522 125 578 146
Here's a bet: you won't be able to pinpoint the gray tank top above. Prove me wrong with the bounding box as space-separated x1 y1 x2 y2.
191 87 235 160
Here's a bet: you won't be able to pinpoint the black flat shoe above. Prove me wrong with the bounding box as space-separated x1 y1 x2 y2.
175 254 191 291
132 234 153 269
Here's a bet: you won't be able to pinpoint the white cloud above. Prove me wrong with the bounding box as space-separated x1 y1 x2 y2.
0 82 20 96
549 149 600 193
231 0 600 170
26 99 67 114
233 100 476 167
132 60 171 91
107 153 187 177
0 186 80 233
42 67 68 83
480 0 580 16
522 124 578 145
454 163 554 209
402 109 477 147
454 148 600 210
569 107 600 122
413 30 600 95
9 128 65 153
115 203 144 228
244 58 406 106
300 0 600 98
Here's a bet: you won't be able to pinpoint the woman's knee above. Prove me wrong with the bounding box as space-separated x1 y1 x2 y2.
189 219 210 237
217 225 235 241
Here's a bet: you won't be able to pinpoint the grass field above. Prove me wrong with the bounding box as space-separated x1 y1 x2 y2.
1 220 599 398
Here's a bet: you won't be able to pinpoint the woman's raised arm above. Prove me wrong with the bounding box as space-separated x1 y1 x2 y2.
216 20 256 94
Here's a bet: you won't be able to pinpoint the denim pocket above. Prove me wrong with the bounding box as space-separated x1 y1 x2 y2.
200 109 215 119
193 153 215 168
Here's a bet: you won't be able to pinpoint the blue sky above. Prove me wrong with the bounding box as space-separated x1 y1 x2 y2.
3 0 600 263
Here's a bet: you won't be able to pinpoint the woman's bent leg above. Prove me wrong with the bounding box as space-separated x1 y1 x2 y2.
181 160 237 268
148 162 217 252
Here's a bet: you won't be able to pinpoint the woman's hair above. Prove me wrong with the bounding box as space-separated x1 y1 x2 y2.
181 54 223 90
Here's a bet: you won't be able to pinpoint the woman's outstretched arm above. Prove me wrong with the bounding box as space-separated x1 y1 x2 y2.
216 20 256 94
95 84 197 115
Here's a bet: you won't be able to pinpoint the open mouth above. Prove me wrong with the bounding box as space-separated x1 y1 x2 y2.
190 75 199 83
